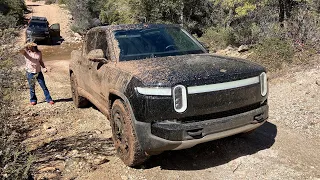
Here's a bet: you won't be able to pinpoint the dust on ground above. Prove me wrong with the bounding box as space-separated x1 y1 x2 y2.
16 1 320 179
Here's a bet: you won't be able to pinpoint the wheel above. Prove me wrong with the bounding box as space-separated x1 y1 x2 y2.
46 37 52 45
110 99 148 167
70 73 89 108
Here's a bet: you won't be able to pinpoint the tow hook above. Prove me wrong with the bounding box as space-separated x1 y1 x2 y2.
187 129 203 139
253 113 264 123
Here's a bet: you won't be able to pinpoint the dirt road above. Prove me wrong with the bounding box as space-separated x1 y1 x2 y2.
20 1 320 180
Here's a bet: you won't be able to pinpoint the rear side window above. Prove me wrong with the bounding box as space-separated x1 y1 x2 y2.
95 31 109 58
85 30 108 58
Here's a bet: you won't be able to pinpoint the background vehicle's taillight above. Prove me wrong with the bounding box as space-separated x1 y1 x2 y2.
173 85 187 113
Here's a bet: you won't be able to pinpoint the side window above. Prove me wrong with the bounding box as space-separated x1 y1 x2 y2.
86 31 96 54
95 31 109 59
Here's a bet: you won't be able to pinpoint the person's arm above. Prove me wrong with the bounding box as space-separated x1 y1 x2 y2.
21 49 36 62
39 52 48 72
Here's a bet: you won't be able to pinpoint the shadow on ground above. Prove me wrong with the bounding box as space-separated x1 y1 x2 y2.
35 98 72 104
35 36 65 46
53 98 72 103
30 132 114 165
27 5 42 7
143 122 277 170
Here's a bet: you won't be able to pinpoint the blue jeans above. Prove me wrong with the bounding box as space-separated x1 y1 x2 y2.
27 72 52 103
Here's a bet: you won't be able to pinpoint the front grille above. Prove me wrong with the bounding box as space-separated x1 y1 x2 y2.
180 102 266 124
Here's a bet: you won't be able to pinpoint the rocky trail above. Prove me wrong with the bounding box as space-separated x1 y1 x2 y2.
17 1 320 179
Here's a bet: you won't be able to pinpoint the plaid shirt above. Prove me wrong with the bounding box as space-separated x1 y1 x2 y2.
24 50 42 73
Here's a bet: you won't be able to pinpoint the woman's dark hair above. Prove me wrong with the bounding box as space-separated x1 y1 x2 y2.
34 46 40 52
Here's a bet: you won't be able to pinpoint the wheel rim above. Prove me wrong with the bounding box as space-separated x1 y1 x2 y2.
113 110 129 157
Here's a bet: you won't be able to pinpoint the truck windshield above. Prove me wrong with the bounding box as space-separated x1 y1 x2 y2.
114 27 206 61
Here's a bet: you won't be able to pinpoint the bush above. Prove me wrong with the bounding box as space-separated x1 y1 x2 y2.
58 0 66 4
45 0 56 5
250 37 294 71
0 57 33 179
0 44 33 179
198 27 236 51
99 0 134 25
67 0 92 33
0 14 17 29
0 0 26 28
0 28 19 45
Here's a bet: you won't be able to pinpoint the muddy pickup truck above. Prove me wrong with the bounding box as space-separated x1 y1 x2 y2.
69 24 269 166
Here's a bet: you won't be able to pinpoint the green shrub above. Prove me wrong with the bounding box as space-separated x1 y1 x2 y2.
0 49 33 179
99 0 134 25
198 27 236 51
0 0 26 28
45 0 56 5
250 37 294 71
0 14 17 29
58 0 66 4
67 0 92 33
0 28 19 45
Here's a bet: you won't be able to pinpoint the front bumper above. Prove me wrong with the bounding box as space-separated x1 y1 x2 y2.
26 34 49 41
134 104 268 154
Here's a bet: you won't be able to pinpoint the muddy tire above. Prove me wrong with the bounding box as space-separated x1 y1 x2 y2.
70 73 89 108
110 99 148 167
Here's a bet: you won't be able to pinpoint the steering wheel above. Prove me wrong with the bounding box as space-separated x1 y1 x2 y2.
165 45 178 51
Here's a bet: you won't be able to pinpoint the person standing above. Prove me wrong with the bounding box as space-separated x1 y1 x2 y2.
20 43 54 105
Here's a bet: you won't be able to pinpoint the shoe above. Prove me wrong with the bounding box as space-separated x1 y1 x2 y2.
48 101 54 105
30 102 36 105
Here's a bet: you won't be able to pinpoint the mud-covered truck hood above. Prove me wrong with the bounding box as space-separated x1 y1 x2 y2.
117 54 265 87
120 53 268 123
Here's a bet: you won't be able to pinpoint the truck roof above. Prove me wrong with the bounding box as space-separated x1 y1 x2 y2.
90 24 181 32
30 16 47 21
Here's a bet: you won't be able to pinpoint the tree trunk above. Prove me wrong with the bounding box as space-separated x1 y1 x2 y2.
285 0 292 19
180 1 184 26
279 0 285 23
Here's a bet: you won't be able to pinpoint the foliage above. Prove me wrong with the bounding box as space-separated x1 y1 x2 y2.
250 37 294 71
99 0 134 25
66 0 92 34
199 27 236 50
0 31 33 179
0 57 33 179
0 1 33 177
64 0 319 69
45 0 56 5
58 0 66 4
0 0 26 29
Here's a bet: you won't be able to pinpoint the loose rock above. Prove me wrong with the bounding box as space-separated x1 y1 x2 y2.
238 45 249 52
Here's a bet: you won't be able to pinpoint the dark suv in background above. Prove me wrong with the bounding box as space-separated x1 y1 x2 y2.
26 16 60 44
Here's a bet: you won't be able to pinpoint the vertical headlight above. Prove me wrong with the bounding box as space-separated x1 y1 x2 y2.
173 85 187 113
260 72 268 96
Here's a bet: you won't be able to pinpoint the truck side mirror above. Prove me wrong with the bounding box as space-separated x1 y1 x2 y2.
87 49 108 63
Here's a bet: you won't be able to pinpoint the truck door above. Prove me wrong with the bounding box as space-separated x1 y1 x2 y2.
87 30 111 108
77 31 96 93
